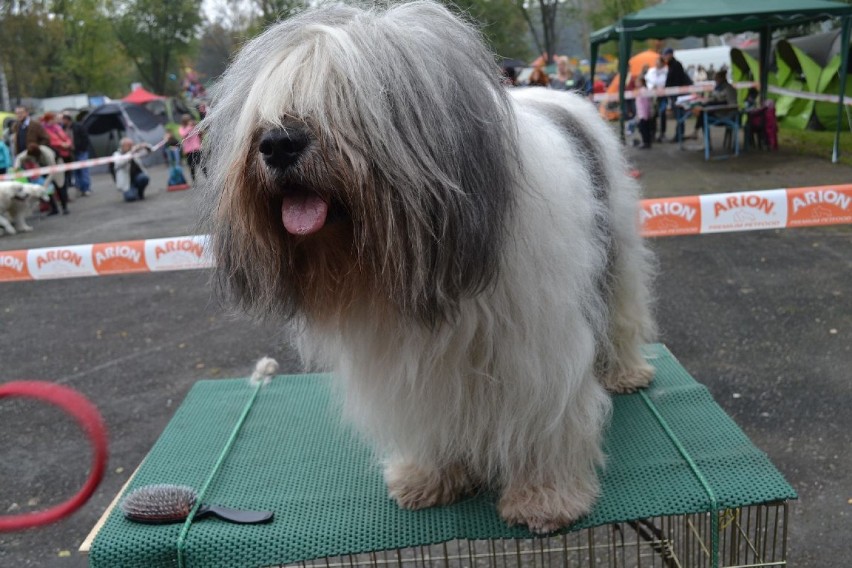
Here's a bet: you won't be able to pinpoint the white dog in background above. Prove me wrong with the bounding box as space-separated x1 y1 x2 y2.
200 1 656 533
0 181 50 236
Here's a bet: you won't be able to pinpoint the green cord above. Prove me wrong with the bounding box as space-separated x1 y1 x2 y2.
175 379 265 568
639 390 720 568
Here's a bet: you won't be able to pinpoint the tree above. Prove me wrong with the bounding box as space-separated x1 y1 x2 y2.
214 0 310 36
52 0 134 97
194 22 238 84
0 1 60 102
110 0 202 95
516 0 562 64
250 0 308 30
453 0 532 61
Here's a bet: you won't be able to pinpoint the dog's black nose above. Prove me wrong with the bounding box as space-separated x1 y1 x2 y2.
259 127 310 171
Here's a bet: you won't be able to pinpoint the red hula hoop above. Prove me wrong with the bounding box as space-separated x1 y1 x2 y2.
0 381 108 531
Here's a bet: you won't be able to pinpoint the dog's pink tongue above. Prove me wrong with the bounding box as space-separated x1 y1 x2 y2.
281 193 328 235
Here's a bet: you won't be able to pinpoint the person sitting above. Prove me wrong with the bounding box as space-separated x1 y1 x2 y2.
550 57 575 91
113 137 152 202
550 56 588 94
692 70 738 138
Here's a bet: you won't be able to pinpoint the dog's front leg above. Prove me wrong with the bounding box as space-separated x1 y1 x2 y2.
497 475 599 535
383 459 476 510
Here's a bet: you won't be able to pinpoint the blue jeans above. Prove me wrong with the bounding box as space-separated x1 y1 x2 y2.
75 151 91 193
123 173 150 202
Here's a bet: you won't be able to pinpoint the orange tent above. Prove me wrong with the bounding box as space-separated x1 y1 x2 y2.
628 49 661 77
600 50 662 120
604 50 661 96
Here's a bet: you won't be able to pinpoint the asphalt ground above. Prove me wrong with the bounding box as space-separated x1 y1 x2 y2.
0 127 849 567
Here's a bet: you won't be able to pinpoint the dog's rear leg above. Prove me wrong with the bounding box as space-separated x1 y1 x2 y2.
13 212 33 232
384 460 476 510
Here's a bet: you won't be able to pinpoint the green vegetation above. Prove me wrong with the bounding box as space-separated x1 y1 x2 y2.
0 0 541 103
778 127 852 166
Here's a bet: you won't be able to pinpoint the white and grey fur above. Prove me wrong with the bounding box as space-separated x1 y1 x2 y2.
200 1 655 533
0 181 50 235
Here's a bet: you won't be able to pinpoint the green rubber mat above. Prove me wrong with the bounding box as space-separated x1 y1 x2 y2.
89 344 796 567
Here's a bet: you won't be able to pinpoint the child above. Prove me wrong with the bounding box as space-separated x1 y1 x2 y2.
0 139 11 175
635 75 654 149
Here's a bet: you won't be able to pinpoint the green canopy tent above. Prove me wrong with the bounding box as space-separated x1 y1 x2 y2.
778 30 852 130
590 0 852 162
776 40 821 129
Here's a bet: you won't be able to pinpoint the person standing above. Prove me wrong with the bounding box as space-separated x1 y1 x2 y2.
9 106 50 157
63 113 92 196
40 112 72 206
178 114 203 185
0 139 11 175
635 75 654 149
645 57 668 142
662 47 693 142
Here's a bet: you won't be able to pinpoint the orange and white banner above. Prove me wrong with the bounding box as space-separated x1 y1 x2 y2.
0 236 212 282
591 81 757 103
640 183 852 237
766 85 852 106
1 184 850 282
0 140 167 183
593 80 852 106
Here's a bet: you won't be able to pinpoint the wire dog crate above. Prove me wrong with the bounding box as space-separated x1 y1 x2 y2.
87 345 796 568
274 503 789 568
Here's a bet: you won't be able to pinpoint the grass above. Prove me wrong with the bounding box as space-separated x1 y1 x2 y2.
777 127 852 166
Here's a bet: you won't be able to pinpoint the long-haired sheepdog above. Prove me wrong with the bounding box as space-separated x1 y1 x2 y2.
200 1 655 533
0 181 50 235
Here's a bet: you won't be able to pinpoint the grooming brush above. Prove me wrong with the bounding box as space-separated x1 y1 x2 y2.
121 484 274 525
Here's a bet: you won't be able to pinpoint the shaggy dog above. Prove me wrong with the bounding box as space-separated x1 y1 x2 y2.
0 181 49 236
200 1 655 533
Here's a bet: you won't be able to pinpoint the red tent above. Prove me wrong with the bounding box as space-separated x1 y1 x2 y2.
122 86 165 104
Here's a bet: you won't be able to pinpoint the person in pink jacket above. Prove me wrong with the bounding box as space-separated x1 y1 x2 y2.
178 114 203 185
635 75 654 149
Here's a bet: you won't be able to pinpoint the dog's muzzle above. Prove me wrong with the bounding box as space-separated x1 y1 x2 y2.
258 125 332 236
259 127 310 173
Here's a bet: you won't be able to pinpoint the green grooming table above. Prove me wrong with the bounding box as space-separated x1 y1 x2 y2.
87 344 796 568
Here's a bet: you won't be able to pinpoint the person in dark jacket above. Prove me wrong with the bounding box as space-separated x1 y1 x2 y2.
9 106 50 157
62 113 92 196
662 47 692 142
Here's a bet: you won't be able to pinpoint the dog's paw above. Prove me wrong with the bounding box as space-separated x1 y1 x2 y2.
2 227 16 236
384 461 474 510
498 483 596 534
601 362 655 394
18 226 33 233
